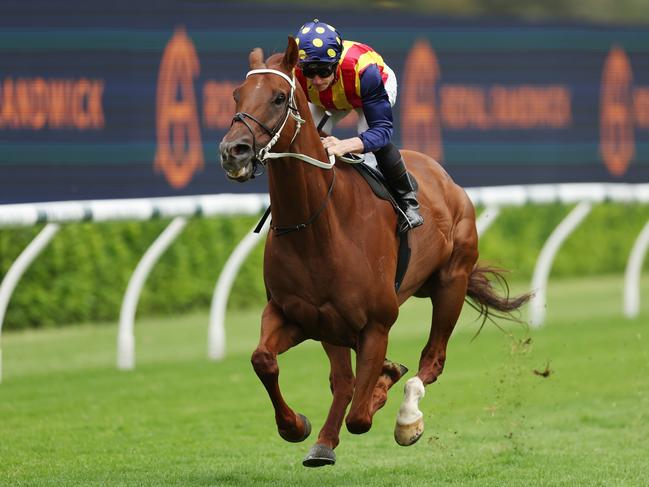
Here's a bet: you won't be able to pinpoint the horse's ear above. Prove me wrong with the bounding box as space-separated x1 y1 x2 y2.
249 48 265 69
282 36 299 71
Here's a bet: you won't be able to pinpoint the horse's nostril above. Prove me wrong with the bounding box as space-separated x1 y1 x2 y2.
219 141 252 166
232 144 252 156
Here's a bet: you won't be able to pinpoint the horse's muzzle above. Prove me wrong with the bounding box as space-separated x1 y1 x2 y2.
219 140 254 182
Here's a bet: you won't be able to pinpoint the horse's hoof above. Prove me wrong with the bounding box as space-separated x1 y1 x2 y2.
383 359 408 381
345 415 372 435
394 416 424 446
302 443 336 467
279 413 311 443
396 363 409 378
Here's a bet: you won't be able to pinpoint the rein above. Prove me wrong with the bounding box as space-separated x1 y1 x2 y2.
233 68 336 170
235 68 336 235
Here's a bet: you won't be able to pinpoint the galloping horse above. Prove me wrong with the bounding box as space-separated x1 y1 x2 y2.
219 37 530 467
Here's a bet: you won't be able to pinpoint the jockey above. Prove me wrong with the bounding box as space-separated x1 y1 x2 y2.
294 19 424 234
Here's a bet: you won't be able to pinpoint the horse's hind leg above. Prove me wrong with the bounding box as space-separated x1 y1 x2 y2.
303 343 354 468
394 289 464 446
395 221 478 446
251 301 309 443
369 359 409 416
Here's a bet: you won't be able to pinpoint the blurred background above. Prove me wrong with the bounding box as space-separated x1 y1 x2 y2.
1 2 649 485
2 0 649 205
1 0 648 328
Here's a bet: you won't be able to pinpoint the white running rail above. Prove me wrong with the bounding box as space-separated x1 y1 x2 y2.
624 219 649 318
208 217 271 361
117 217 188 370
529 201 593 327
0 223 60 383
1 183 649 378
476 206 501 236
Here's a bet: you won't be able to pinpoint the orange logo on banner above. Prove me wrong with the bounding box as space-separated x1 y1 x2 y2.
401 40 443 162
155 27 203 189
203 80 238 129
600 46 634 177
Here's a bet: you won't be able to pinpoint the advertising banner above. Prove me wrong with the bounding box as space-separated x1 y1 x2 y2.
1 1 648 203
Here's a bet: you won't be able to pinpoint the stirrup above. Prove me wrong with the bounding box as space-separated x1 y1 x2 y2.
398 212 424 234
338 153 364 164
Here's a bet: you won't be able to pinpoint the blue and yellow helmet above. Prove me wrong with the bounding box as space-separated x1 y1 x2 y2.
295 19 343 64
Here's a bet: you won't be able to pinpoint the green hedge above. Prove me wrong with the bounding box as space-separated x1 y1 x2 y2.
1 202 649 330
477 202 649 280
0 216 267 330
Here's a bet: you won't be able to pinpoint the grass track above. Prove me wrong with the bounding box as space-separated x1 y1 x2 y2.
1 275 648 486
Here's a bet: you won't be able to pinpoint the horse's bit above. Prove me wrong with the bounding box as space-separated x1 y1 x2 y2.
232 68 337 235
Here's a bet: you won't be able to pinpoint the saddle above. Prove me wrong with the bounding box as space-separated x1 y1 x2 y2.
345 155 418 215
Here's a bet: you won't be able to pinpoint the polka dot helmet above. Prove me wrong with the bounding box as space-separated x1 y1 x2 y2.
295 19 343 64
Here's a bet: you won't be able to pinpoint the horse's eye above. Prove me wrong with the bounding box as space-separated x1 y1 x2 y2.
274 93 287 106
233 88 240 103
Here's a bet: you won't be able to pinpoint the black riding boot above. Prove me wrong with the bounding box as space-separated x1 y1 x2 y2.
374 143 424 234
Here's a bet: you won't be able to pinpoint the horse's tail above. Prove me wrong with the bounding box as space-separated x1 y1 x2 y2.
465 264 532 325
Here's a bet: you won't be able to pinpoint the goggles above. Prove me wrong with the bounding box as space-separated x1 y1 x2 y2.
300 62 337 79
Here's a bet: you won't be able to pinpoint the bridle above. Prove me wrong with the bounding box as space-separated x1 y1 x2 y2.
231 68 336 172
231 67 336 235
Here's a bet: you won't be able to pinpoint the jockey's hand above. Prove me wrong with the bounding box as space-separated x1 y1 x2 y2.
322 136 364 157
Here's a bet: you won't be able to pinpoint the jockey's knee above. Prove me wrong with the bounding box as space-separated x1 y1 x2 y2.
374 142 400 164
373 143 405 180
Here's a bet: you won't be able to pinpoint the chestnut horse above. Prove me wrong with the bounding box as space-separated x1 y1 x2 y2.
219 37 530 467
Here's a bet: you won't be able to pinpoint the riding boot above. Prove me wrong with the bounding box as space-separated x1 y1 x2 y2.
374 143 424 234
387 170 425 233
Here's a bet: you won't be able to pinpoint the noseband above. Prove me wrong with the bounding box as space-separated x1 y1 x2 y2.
231 68 335 170
231 68 338 235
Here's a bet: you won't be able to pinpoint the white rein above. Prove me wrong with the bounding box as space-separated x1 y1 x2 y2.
246 68 337 170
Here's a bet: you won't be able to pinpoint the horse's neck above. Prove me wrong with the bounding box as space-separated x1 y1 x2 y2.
267 104 336 236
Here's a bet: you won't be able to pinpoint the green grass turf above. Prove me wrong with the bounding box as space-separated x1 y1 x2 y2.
1 275 648 486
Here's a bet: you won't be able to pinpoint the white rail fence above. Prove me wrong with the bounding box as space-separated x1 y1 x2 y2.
1 183 648 381
0 194 268 382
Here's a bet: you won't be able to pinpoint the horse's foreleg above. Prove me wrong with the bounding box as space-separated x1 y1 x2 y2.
317 343 354 448
345 323 389 435
251 301 309 443
303 343 354 467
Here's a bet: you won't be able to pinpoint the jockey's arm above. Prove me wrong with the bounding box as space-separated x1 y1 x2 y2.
322 64 394 157
357 64 394 153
